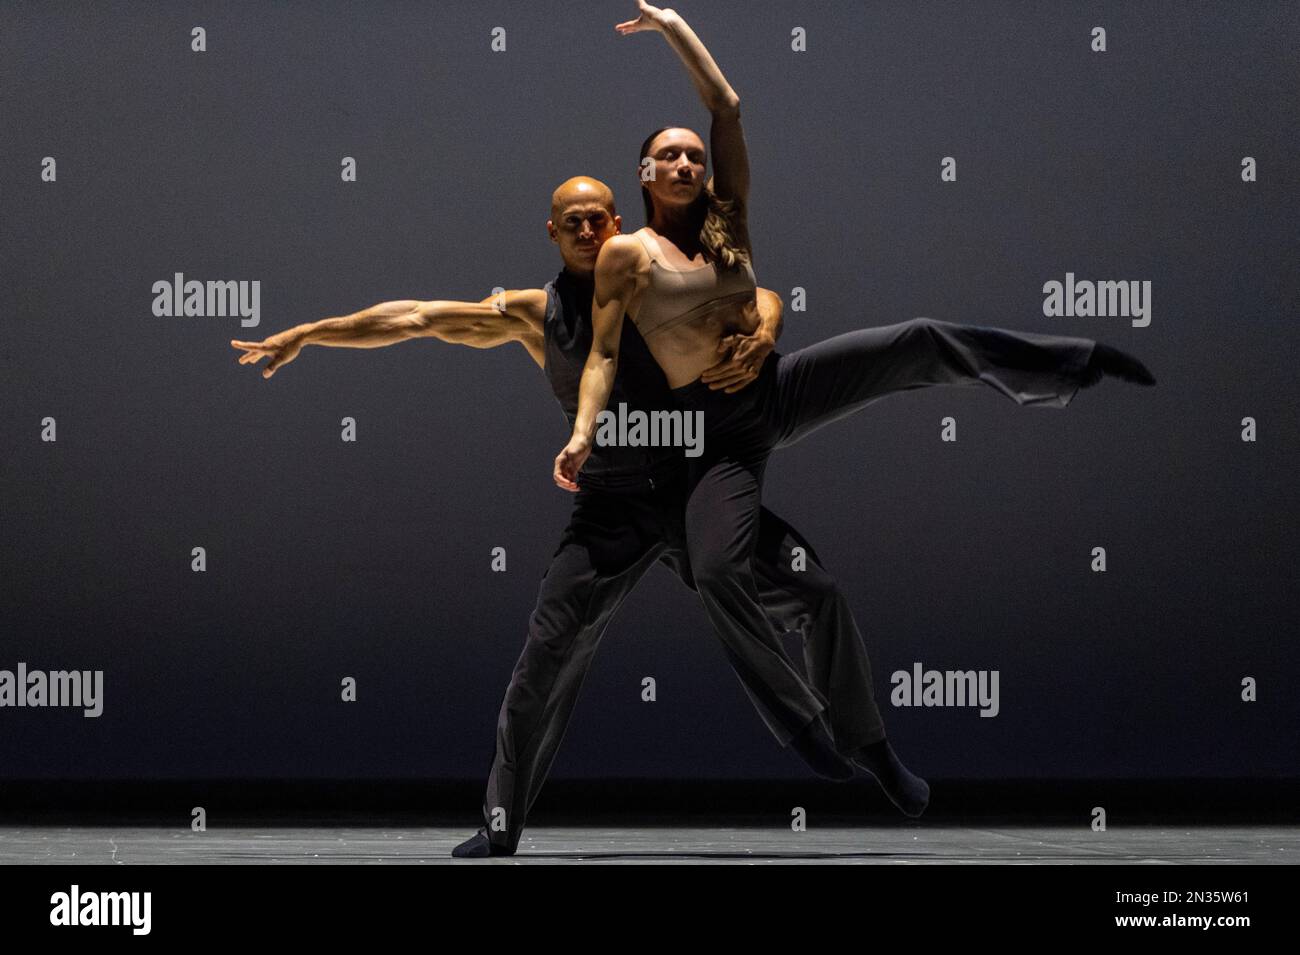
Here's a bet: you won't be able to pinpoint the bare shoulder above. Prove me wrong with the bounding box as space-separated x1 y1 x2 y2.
496 289 546 365
596 233 648 273
474 287 547 331
505 287 549 330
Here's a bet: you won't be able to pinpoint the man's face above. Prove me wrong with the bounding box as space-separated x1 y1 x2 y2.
548 198 620 276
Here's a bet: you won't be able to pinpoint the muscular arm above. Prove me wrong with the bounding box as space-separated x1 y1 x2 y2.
756 286 783 342
699 286 782 393
231 289 547 377
553 235 645 490
311 292 545 353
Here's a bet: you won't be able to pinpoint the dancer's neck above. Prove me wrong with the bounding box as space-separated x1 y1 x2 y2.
648 207 704 257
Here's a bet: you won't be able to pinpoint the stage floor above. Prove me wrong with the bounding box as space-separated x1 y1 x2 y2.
2 824 1295 864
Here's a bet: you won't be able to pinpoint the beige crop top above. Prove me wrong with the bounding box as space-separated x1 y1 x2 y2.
631 230 757 339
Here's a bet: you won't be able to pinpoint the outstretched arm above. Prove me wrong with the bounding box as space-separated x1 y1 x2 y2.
231 289 547 377
618 2 749 205
553 236 645 491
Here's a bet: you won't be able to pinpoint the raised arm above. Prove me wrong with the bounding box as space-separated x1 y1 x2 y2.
231 289 547 378
552 235 646 491
618 2 749 205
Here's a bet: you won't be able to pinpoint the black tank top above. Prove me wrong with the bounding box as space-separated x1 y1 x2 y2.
543 268 683 491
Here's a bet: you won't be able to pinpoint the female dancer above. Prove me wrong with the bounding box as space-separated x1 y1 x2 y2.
555 2 1154 791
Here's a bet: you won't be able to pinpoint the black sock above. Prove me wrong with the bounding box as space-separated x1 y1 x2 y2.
852 738 930 817
451 830 515 858
789 721 857 781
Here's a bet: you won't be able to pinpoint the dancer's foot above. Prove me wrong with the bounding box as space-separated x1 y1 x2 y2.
451 830 515 858
851 738 930 817
1079 343 1157 388
790 720 857 780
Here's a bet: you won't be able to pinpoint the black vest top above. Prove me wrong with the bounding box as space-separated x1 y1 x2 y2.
543 268 682 491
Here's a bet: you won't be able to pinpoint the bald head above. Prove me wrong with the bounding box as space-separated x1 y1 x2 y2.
551 176 616 220
547 176 622 278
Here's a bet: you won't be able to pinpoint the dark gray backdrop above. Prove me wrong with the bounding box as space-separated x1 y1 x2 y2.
2 1 1296 781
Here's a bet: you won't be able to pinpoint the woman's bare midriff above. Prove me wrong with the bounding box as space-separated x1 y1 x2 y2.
634 296 760 389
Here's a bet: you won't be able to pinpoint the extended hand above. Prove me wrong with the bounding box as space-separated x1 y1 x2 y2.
231 330 304 379
700 328 775 393
615 0 673 35
553 436 592 492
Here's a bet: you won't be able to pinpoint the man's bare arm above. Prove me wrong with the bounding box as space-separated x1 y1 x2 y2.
231 289 547 377
300 292 546 349
699 286 782 393
755 286 783 343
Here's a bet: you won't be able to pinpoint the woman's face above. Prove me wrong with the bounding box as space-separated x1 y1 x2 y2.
642 128 707 215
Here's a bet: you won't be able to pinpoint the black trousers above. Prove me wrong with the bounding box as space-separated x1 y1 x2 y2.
669 317 1097 758
481 474 881 852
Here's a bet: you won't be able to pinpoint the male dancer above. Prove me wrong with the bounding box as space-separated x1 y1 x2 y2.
233 177 928 856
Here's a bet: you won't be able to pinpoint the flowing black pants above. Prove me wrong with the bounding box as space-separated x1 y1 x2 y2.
481 474 877 852
669 318 1096 755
